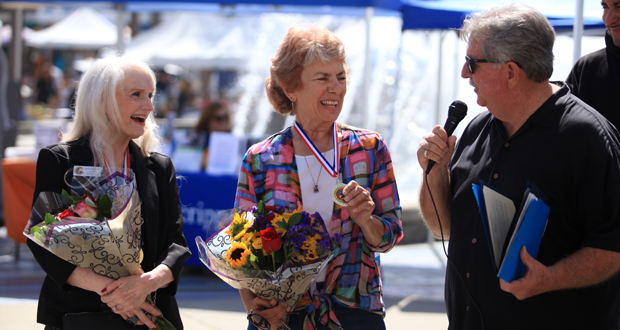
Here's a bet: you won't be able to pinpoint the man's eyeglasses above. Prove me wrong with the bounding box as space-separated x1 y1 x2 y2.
247 309 292 330
465 55 522 74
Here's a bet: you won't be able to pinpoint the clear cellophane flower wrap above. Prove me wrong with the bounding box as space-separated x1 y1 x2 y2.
24 168 143 279
195 204 341 326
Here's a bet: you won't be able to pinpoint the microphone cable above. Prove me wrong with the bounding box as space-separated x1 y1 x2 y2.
424 171 485 330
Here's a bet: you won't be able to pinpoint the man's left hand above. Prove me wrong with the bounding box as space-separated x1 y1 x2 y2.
500 246 554 300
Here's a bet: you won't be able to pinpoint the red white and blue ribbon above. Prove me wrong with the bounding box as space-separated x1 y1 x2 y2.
294 122 339 178
103 148 130 177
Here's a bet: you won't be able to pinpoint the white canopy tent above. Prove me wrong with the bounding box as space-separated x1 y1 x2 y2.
123 12 260 70
26 7 130 50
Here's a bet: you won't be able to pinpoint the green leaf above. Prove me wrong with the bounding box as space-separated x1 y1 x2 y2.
84 197 96 207
275 221 289 230
61 190 73 206
97 194 112 219
30 226 41 234
257 200 264 214
69 195 84 203
287 213 302 228
44 213 56 225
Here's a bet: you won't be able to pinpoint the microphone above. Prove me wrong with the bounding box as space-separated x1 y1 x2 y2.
425 100 468 174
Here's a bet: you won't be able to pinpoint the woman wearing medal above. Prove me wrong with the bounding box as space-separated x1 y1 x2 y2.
28 56 191 330
235 24 403 330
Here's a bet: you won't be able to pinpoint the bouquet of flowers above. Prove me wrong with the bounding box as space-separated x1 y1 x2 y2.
24 167 175 329
195 201 341 323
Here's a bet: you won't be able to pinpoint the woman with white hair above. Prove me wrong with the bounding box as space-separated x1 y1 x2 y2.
27 56 191 330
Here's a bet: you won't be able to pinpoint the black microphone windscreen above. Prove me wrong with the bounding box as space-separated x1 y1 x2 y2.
448 100 468 121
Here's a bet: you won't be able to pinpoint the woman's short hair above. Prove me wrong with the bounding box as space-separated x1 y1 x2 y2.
195 101 231 132
266 24 347 115
62 56 160 167
460 3 555 83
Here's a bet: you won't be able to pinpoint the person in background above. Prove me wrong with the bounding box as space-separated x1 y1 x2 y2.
235 24 403 330
194 101 232 171
418 3 620 329
29 56 191 330
35 67 57 107
566 0 620 127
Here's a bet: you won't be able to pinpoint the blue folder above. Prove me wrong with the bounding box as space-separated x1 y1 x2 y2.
473 181 550 282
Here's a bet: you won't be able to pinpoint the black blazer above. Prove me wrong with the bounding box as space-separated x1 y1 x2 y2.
27 135 191 329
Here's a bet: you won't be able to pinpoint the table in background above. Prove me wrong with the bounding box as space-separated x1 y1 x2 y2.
177 172 238 267
2 157 36 244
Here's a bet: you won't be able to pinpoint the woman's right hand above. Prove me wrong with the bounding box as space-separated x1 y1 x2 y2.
241 289 289 330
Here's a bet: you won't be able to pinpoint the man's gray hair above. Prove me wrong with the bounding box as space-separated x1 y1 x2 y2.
460 2 555 83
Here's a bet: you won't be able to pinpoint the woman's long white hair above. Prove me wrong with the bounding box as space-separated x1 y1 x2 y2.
62 56 160 167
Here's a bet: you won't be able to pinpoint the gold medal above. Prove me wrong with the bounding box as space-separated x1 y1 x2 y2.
331 182 348 206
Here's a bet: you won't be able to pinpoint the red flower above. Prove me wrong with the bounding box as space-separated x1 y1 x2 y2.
260 228 282 253
56 209 75 220
265 206 277 212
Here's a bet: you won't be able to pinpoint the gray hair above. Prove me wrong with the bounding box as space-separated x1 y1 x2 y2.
62 56 160 167
460 2 555 83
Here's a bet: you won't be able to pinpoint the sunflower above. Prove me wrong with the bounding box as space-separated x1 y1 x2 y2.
302 234 321 250
270 214 287 236
233 219 254 241
305 247 318 261
226 241 252 269
241 232 269 255
227 212 249 237
281 206 303 221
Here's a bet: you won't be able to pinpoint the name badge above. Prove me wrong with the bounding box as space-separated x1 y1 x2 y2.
73 166 103 177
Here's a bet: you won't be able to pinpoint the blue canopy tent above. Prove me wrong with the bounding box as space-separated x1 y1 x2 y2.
400 0 604 31
399 0 606 62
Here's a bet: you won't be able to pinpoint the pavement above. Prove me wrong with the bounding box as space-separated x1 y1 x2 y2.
0 226 449 330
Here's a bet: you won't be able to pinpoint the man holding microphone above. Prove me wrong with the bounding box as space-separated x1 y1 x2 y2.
418 3 620 329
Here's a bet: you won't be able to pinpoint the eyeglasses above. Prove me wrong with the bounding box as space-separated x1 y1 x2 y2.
247 309 292 330
465 55 522 74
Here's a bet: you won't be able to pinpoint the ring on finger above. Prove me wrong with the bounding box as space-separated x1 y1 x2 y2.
424 150 428 158
113 306 119 312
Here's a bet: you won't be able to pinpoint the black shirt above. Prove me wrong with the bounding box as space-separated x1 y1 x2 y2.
446 84 620 329
566 31 620 129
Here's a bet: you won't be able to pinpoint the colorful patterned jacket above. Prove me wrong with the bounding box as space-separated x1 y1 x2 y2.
234 122 403 317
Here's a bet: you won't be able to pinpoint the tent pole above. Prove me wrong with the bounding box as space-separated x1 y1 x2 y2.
572 0 584 65
116 3 126 53
10 8 22 84
435 31 446 127
363 7 373 129
388 27 404 147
